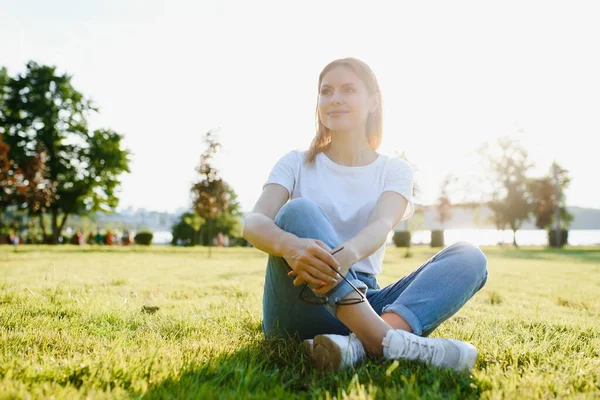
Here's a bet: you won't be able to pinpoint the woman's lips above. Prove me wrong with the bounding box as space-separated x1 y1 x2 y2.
328 111 349 117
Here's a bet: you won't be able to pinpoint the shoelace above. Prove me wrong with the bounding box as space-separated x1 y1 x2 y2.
343 333 365 364
386 331 438 364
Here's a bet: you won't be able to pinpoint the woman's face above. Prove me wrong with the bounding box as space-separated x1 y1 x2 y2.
318 66 375 133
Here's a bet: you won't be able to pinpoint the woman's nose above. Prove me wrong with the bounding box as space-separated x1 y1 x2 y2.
330 91 343 104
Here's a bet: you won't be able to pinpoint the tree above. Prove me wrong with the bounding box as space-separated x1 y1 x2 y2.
529 162 573 230
436 174 456 228
0 68 12 223
0 135 15 202
1 134 55 235
190 129 241 256
173 188 242 247
171 212 205 246
479 137 533 246
528 177 554 229
14 146 56 221
198 184 242 245
0 134 15 231
1 62 130 243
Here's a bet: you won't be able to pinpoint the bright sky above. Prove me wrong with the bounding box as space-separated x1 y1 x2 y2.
2 0 599 213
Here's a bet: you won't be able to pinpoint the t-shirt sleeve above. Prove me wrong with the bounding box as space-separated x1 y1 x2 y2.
262 150 298 197
383 157 415 221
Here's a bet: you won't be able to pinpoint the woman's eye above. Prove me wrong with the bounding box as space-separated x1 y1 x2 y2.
320 89 331 95
345 87 355 93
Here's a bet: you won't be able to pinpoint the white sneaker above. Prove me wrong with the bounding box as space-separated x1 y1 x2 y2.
382 329 478 372
303 333 366 372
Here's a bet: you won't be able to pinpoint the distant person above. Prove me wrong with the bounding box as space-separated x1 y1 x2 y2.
105 231 114 245
77 230 85 246
216 232 225 247
12 232 19 248
121 230 133 246
243 58 488 373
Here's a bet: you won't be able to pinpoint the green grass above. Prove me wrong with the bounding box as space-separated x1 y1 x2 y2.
1 245 599 399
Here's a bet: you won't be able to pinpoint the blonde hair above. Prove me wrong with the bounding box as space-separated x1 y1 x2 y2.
305 57 383 165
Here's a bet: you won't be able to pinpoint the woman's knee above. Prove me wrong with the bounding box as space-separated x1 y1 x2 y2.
449 241 488 286
274 198 324 230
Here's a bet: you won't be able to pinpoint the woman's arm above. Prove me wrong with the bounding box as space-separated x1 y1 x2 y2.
242 184 299 257
344 191 408 267
299 191 409 294
243 184 341 287
243 212 301 257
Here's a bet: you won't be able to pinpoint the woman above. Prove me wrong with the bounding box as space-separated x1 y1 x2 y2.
242 58 488 372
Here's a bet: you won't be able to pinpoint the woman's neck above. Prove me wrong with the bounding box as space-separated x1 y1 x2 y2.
324 130 377 167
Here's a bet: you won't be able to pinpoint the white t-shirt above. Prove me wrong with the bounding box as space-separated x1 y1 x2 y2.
262 149 414 275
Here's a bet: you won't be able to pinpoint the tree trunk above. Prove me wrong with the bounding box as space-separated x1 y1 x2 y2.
39 213 48 242
50 209 69 244
512 229 519 247
51 209 59 244
58 213 69 240
207 220 212 259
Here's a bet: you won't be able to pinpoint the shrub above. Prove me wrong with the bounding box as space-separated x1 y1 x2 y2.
548 229 568 248
431 230 445 247
392 231 411 247
230 237 250 247
134 230 153 246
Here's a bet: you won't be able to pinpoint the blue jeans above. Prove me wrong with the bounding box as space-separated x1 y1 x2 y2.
262 198 488 341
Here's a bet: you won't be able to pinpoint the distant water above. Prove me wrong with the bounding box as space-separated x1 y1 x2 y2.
389 229 600 247
152 229 600 246
152 231 173 244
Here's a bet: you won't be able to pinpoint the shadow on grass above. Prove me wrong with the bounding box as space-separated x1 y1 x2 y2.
139 336 482 399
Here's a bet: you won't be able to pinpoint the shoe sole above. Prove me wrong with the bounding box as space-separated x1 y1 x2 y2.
460 343 478 371
312 335 342 372
301 340 313 359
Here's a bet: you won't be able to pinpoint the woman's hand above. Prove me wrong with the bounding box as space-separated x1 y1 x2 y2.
283 238 341 290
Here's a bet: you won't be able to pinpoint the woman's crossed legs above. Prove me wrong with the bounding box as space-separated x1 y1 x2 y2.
262 198 488 368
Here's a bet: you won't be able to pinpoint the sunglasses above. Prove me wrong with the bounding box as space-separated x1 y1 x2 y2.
298 246 366 306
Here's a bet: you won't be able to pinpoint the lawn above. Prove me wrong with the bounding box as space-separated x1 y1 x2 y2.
0 245 599 399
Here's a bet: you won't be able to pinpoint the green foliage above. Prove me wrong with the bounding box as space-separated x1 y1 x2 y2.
0 61 131 243
528 177 555 229
529 162 573 232
392 231 411 247
0 246 599 398
479 137 533 246
0 134 15 234
548 229 569 248
188 129 242 251
171 212 204 246
191 129 229 220
172 203 243 247
431 230 445 247
134 230 153 245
